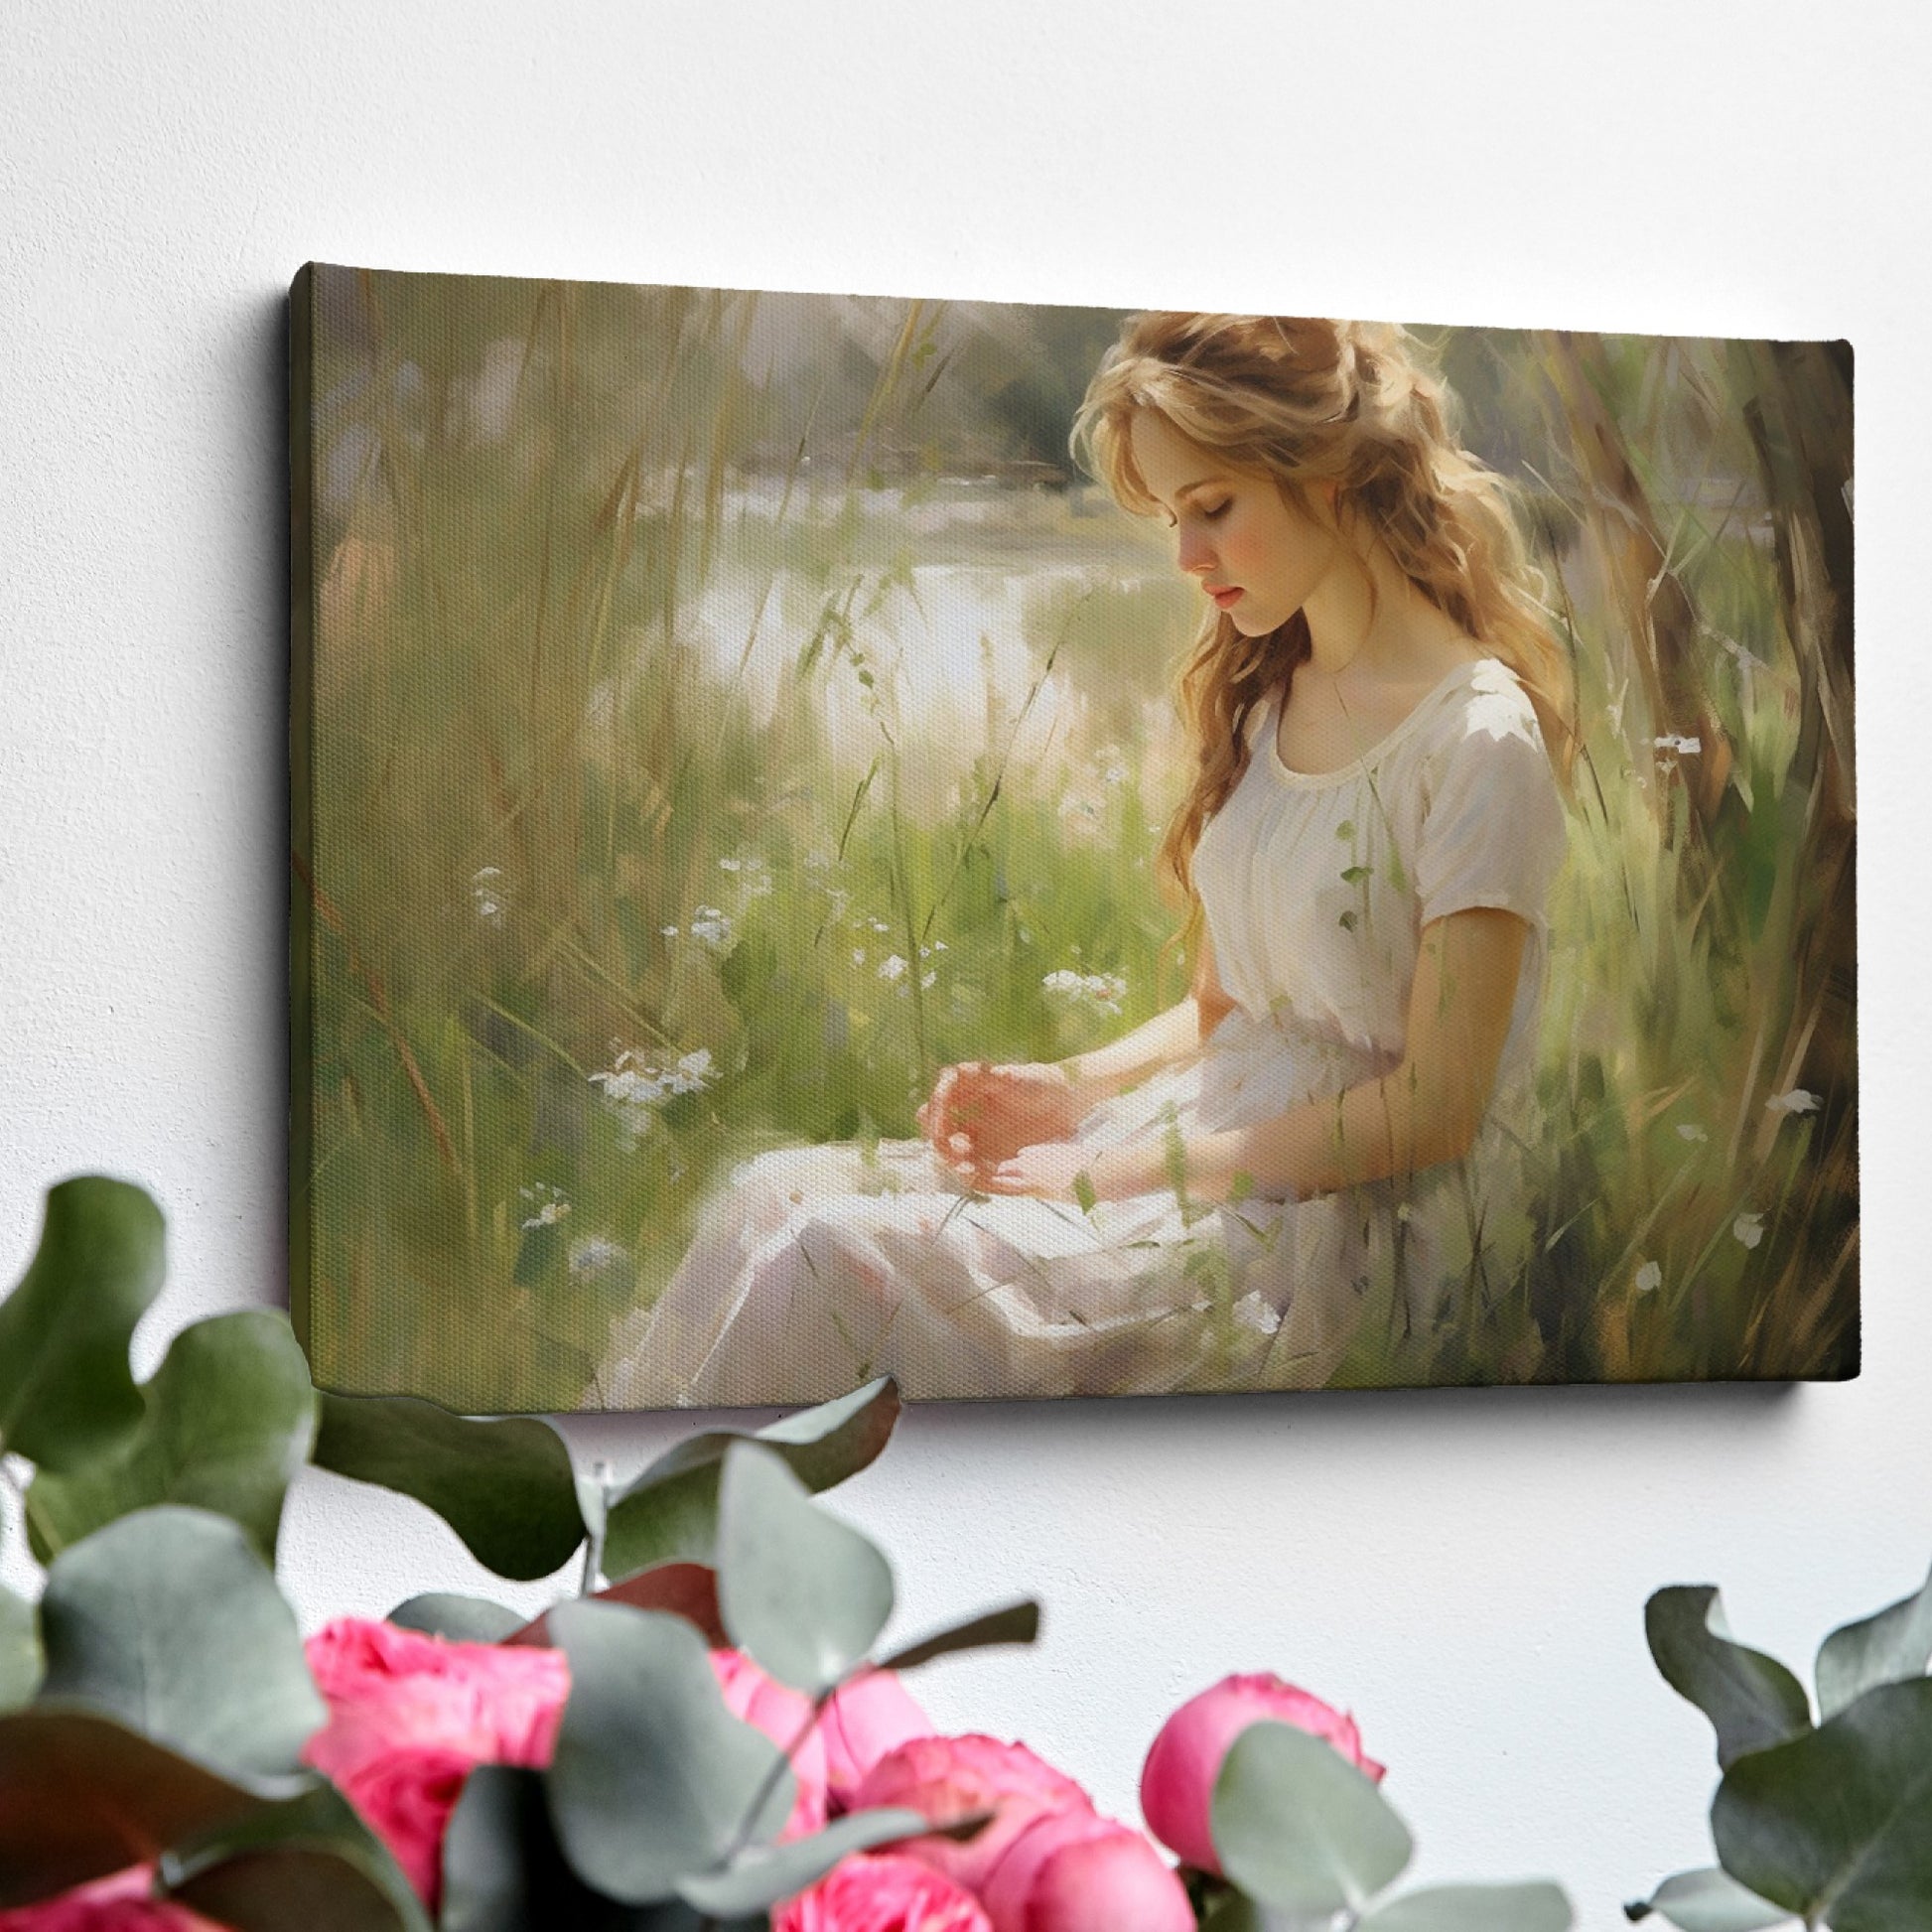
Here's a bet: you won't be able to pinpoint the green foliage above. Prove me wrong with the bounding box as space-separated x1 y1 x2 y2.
675 1808 933 1917
0 1175 165 1470
1211 1720 1414 1915
1637 1564 1932 1930
1207 1721 1572 1930
543 1600 793 1905
875 1598 1040 1673
0 1585 41 1712
1360 1882 1575 1931
1644 1587 1814 1769
387 1593 528 1643
602 1375 897 1579
1713 1682 1932 1932
312 1392 585 1581
716 1443 895 1697
160 1781 433 1932
27 1310 317 1564
1815 1562 1932 1722
37 1507 326 1781
0 1708 283 1910
1626 1866 1793 1931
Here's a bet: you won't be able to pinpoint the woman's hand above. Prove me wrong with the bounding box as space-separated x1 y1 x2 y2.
975 1141 1095 1200
918 1061 1085 1175
977 1141 1165 1202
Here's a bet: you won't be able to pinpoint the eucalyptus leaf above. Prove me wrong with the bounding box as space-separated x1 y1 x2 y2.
1360 1879 1573 1931
160 1780 432 1932
508 1563 726 1650
603 1376 897 1580
27 1311 317 1564
1644 1587 1812 1769
38 1505 325 1779
1198 1895 1266 1932
443 1765 662 1932
1816 1559 1932 1721
0 1706 283 1909
0 1175 165 1470
676 1806 931 1915
0 1584 40 1712
875 1599 1040 1673
1211 1719 1413 1916
387 1593 527 1643
718 1441 894 1697
1712 1676 1932 1932
545 1599 793 1904
313 1392 584 1581
1625 1866 1795 1930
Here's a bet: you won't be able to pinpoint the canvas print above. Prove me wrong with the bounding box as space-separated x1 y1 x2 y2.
290 264 1856 1413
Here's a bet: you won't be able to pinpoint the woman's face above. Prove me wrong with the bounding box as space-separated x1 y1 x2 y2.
1128 409 1340 636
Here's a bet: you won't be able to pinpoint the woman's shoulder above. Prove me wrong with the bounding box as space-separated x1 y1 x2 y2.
1418 654 1545 757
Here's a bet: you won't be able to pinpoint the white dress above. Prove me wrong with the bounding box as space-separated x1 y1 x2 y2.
601 657 1569 1408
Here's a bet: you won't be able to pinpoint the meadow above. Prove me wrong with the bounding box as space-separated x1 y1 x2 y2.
292 270 1856 1413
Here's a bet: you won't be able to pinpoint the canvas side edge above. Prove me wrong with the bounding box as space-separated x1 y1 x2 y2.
288 262 318 1368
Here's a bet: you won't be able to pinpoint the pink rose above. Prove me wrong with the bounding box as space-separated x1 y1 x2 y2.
979 1811 1193 1932
774 1852 992 1931
1140 1673 1386 1875
302 1617 570 1785
710 1647 830 1839
818 1669 935 1813
851 1735 1093 1897
331 1744 475 1905
0 1865 224 1930
300 1617 571 1905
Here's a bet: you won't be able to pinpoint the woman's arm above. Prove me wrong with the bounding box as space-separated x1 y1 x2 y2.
1057 929 1234 1107
987 908 1529 1202
921 932 1233 1171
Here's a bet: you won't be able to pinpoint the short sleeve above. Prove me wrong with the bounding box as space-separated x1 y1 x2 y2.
1414 665 1568 932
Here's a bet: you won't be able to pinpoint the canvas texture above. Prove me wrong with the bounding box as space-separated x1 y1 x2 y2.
289 265 1858 1412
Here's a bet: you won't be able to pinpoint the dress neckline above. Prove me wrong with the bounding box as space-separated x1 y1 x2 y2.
1263 654 1505 789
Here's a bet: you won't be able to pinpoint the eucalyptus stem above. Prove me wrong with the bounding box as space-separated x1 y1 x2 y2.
0 1455 27 1576
724 1684 835 1864
577 1458 613 1597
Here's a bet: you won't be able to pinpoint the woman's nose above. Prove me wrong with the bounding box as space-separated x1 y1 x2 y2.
1175 526 1214 576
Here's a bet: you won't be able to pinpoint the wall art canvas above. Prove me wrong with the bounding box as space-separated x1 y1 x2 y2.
290 263 1857 1413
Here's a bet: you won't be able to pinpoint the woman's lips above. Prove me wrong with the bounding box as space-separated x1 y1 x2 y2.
1208 586 1243 609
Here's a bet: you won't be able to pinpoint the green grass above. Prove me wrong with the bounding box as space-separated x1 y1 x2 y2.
296 274 1856 1411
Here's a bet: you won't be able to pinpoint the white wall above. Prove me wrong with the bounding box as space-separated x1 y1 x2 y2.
1 3 1921 1925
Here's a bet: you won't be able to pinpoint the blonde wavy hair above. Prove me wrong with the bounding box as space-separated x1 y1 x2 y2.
1070 313 1576 916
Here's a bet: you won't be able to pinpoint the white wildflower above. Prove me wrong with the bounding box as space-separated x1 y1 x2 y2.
1732 1212 1766 1250
519 1182 571 1230
1042 968 1127 1018
852 948 868 968
921 970 937 990
1231 1291 1283 1336
1765 1088 1822 1117
590 1046 717 1145
1634 1260 1662 1295
1654 735 1702 757
879 954 907 983
717 857 742 872
1676 1123 1710 1144
690 906 734 949
663 1048 714 1095
471 865 505 921
661 924 680 939
568 1236 629 1281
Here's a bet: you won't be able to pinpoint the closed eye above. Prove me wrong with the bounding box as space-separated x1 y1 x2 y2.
1163 499 1232 527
